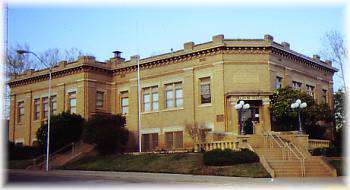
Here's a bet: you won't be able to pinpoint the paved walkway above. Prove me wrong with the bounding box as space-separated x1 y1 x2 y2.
6 169 348 188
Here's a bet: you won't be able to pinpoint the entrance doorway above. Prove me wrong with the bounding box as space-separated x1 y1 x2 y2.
240 100 261 134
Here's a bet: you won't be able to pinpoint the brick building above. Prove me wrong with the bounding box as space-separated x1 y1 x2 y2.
8 34 337 152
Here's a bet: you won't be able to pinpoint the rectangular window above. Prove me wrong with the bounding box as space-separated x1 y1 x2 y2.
142 86 158 112
42 97 49 119
96 91 104 109
174 131 183 148
165 82 183 109
165 131 183 150
292 81 302 90
165 84 174 108
33 99 40 120
275 76 283 89
68 92 77 114
17 101 24 123
165 132 174 149
152 91 158 111
51 95 57 115
120 91 129 115
141 133 158 152
200 77 211 104
306 85 315 98
322 89 328 103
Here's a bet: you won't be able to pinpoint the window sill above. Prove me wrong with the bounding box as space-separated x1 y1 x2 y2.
198 103 212 108
161 107 184 112
141 111 159 115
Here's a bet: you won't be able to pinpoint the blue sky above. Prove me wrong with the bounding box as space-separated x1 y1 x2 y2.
8 5 345 89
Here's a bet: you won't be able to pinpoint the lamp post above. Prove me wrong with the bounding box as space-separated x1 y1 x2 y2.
234 100 250 135
17 50 52 172
291 99 307 133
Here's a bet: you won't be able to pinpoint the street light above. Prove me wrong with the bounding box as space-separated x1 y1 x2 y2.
291 99 307 133
17 50 52 172
234 100 250 135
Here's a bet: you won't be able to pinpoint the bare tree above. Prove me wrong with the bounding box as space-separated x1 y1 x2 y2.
4 45 86 119
64 47 83 62
185 123 210 150
4 44 35 119
6 44 34 77
39 48 61 67
321 31 347 93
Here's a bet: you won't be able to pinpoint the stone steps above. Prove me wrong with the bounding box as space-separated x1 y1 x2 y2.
251 134 336 177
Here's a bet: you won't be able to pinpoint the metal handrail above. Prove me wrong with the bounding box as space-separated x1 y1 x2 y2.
265 133 286 160
289 142 306 176
275 134 305 177
32 141 79 169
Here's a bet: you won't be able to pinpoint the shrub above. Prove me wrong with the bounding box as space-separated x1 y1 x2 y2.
8 141 41 160
311 147 340 157
83 113 129 155
36 112 85 153
203 148 259 166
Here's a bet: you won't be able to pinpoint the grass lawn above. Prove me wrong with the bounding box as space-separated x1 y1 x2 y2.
8 159 34 169
61 153 270 178
328 159 344 176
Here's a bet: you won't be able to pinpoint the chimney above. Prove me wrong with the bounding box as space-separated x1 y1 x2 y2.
113 50 122 58
312 54 320 62
111 50 125 64
281 42 290 50
184 42 195 51
264 34 274 42
212 34 224 44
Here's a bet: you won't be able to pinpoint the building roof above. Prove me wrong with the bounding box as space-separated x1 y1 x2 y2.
8 34 338 87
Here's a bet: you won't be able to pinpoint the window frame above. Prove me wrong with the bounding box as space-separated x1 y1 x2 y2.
33 99 40 121
142 86 158 112
306 85 315 98
199 77 211 104
165 82 183 109
322 89 328 103
42 97 49 119
17 101 25 123
96 91 104 109
292 81 302 90
51 95 57 115
68 92 77 114
120 91 129 115
275 76 283 89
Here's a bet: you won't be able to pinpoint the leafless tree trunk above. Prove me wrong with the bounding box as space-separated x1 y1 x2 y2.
185 123 209 150
321 31 347 93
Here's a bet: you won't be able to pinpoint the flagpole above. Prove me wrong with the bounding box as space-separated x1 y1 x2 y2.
137 57 141 153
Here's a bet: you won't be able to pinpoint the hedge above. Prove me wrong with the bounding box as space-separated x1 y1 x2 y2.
203 148 259 166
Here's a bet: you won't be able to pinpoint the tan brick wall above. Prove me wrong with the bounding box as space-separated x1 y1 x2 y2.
8 36 336 150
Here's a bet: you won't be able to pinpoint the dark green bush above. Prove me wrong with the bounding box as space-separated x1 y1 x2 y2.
36 112 85 153
8 141 41 160
83 113 129 155
311 147 340 157
203 148 259 166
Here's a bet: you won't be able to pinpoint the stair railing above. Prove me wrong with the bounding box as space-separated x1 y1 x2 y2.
274 134 305 177
28 141 79 169
265 132 286 160
289 142 306 176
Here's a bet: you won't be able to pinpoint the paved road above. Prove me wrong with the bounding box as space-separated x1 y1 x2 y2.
5 169 348 188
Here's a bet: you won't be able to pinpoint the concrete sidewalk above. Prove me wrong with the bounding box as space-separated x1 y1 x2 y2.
6 169 348 188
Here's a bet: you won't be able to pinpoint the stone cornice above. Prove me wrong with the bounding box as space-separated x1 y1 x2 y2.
8 65 112 88
8 40 337 88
